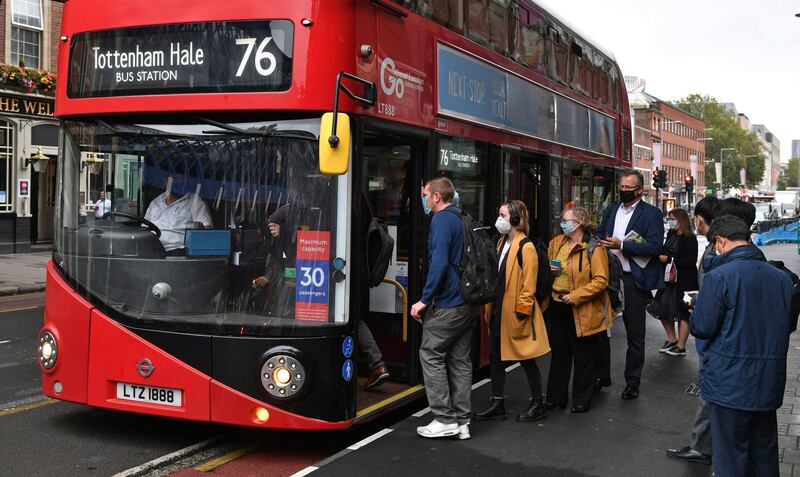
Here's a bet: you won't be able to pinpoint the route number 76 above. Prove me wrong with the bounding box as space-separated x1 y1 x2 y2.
235 37 277 77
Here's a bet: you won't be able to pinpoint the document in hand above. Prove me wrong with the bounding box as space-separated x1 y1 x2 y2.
623 230 651 268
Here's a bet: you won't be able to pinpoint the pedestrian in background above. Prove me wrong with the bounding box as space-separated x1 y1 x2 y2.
474 200 550 422
596 170 665 400
411 177 477 440
544 206 611 413
691 215 795 477
94 190 111 218
650 208 698 356
667 197 760 466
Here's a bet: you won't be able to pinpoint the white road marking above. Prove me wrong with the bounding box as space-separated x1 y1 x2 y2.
289 466 319 477
111 436 228 477
346 428 394 451
0 340 10 344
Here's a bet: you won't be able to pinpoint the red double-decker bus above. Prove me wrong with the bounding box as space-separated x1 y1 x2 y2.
40 0 630 430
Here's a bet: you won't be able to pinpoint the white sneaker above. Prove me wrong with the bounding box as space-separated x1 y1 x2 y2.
416 419 459 438
457 423 471 440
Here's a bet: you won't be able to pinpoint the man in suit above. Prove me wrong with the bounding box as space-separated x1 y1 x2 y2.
596 170 664 400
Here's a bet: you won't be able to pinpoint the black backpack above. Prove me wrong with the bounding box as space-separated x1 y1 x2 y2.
442 208 499 305
588 237 623 311
767 260 800 326
516 237 553 303
365 216 395 289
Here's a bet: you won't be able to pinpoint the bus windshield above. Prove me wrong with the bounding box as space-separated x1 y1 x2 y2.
54 118 348 336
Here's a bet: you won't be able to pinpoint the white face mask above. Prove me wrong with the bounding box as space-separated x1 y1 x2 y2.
495 216 511 235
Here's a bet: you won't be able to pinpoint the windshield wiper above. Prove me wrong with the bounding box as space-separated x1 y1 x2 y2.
195 117 315 141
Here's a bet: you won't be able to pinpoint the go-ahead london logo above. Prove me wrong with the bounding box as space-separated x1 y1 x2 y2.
380 57 424 100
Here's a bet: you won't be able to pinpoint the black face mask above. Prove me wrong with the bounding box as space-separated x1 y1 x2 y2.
619 189 639 203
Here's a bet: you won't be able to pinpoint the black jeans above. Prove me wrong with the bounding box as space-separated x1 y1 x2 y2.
546 301 600 407
596 274 650 387
488 311 542 398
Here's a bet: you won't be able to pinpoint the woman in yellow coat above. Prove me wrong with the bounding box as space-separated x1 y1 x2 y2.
545 206 611 414
474 200 550 422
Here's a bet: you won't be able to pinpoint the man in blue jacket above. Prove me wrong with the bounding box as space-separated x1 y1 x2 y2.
691 215 795 477
411 177 476 440
597 170 665 400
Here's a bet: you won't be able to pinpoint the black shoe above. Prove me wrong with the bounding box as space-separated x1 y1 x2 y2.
621 384 639 400
544 398 566 410
473 397 506 421
570 403 590 413
659 340 678 353
664 345 687 356
666 446 712 465
517 395 547 422
593 378 612 392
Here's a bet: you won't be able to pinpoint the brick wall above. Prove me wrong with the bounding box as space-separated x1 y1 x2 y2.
0 4 6 65
49 1 64 71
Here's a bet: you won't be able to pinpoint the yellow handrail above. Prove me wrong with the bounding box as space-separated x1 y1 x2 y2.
382 278 409 343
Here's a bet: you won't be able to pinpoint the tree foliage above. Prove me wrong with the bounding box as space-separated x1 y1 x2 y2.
784 158 800 188
673 94 765 190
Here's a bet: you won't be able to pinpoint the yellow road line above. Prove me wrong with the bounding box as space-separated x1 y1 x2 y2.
193 442 263 472
356 384 424 418
0 398 57 417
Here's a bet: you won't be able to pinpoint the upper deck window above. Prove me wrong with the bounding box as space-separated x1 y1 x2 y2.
11 0 43 68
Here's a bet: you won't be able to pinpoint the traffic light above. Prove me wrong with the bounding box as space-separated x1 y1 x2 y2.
652 169 662 189
660 170 669 188
684 175 694 194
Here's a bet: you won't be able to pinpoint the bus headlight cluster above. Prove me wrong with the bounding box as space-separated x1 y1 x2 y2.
39 331 58 370
261 354 305 399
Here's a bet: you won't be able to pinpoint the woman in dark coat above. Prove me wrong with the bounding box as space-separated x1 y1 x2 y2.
653 208 698 356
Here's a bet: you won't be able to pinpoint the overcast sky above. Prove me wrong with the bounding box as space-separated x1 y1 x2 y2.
537 0 800 160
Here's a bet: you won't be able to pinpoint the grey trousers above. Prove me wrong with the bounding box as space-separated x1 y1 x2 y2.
691 395 713 455
419 303 476 425
357 320 384 370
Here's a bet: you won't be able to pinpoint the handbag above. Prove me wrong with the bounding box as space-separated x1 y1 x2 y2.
664 259 677 284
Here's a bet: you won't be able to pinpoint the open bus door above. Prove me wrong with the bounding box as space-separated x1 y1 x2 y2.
352 124 427 420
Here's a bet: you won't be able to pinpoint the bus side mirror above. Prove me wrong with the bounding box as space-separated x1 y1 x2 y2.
319 112 350 175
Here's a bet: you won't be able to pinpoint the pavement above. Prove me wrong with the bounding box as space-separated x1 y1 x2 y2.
0 251 50 296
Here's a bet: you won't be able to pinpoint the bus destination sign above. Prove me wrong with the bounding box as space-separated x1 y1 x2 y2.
68 20 293 98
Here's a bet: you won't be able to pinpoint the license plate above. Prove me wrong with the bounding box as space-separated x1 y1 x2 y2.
116 382 182 407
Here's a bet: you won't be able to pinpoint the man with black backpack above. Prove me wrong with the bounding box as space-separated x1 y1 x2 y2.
411 177 478 440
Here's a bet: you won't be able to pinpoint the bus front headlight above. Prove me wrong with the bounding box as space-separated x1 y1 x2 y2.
260 353 305 399
39 331 58 370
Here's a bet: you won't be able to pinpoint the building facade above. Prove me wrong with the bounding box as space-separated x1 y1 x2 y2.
0 0 63 253
792 139 800 159
628 81 705 210
752 124 780 193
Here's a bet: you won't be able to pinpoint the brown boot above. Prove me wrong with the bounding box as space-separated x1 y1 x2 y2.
364 365 389 390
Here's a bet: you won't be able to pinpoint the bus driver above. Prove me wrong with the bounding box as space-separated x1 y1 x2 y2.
144 173 213 256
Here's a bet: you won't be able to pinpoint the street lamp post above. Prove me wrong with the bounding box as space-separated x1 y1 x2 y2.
719 147 736 193
659 119 682 206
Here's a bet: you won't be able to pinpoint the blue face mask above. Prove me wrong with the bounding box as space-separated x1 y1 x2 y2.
560 220 578 234
667 219 678 229
421 195 432 215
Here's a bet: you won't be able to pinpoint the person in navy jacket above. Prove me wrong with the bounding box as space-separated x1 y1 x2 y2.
690 215 795 477
595 170 664 400
411 177 477 440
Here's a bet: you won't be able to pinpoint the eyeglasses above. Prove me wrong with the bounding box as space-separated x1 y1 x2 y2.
618 185 641 191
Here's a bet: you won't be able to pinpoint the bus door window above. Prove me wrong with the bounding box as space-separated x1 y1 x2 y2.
361 135 413 375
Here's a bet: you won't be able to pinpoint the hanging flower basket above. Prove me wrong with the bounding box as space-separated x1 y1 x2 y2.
0 64 56 96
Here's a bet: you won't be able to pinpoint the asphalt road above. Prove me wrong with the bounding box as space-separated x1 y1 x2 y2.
0 293 420 476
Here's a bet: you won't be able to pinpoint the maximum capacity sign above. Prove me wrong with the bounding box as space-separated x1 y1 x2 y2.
295 231 330 322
